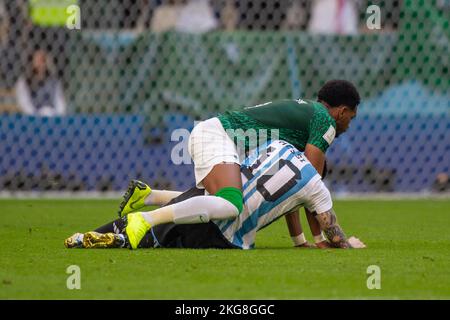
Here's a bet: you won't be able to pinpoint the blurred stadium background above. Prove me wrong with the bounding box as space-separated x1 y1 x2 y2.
0 0 449 197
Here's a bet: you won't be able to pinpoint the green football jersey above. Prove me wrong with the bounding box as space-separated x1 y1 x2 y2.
217 99 337 153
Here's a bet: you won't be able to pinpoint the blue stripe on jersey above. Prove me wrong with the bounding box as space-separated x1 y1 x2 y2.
218 145 292 234
231 163 318 248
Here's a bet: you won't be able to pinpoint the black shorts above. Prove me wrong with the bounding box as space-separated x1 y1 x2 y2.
143 187 238 249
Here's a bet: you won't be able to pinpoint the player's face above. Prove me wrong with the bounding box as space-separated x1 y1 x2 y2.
336 107 357 136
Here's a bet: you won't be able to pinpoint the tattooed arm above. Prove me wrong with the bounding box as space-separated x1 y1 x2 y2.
314 209 351 248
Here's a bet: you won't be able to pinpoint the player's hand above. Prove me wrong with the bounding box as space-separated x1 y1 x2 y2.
348 236 366 248
315 240 332 249
295 241 315 248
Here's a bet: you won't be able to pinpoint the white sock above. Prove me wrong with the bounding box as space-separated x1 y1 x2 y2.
141 206 174 226
144 190 183 206
141 195 238 227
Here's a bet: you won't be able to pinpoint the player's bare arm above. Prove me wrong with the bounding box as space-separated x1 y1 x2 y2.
304 144 325 175
314 209 366 249
315 209 349 248
287 143 325 245
284 208 314 248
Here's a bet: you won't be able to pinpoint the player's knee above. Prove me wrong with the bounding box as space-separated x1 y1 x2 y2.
215 187 243 215
172 194 241 224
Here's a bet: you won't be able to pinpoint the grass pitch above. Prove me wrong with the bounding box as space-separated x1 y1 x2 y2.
0 199 449 299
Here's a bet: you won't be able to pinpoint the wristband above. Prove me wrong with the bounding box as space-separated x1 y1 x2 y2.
291 233 307 246
314 233 327 244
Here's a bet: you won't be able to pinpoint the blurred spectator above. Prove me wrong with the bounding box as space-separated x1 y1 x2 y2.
15 49 67 116
151 0 218 33
308 0 358 34
220 0 239 31
151 0 183 32
282 0 311 30
0 1 8 46
0 1 9 86
177 0 218 32
1 0 32 89
0 2 16 113
432 173 450 192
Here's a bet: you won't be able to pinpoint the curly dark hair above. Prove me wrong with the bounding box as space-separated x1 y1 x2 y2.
317 80 361 111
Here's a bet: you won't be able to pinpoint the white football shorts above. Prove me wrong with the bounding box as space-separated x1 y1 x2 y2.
188 117 240 188
304 178 333 214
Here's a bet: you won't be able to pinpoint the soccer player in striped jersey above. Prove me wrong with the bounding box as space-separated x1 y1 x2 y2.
116 80 360 249
65 140 365 250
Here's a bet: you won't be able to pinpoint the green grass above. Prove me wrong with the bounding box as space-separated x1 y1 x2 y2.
0 199 449 299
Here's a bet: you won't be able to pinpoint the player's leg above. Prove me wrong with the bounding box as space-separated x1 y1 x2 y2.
117 179 183 217
140 163 243 225
126 193 241 249
64 216 154 249
97 186 204 236
145 189 183 206
65 187 205 249
188 117 243 215
64 215 129 249
118 180 152 217
152 222 238 249
132 188 237 249
65 187 232 249
64 230 127 249
68 221 237 249
67 188 240 249
125 118 244 249
128 118 243 220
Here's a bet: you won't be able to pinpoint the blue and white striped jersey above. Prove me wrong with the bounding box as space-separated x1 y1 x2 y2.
213 140 332 249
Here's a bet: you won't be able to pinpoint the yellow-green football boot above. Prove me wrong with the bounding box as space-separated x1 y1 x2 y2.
125 213 151 250
82 231 126 249
118 180 152 217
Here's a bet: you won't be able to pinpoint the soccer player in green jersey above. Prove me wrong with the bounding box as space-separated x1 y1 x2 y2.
123 80 360 249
